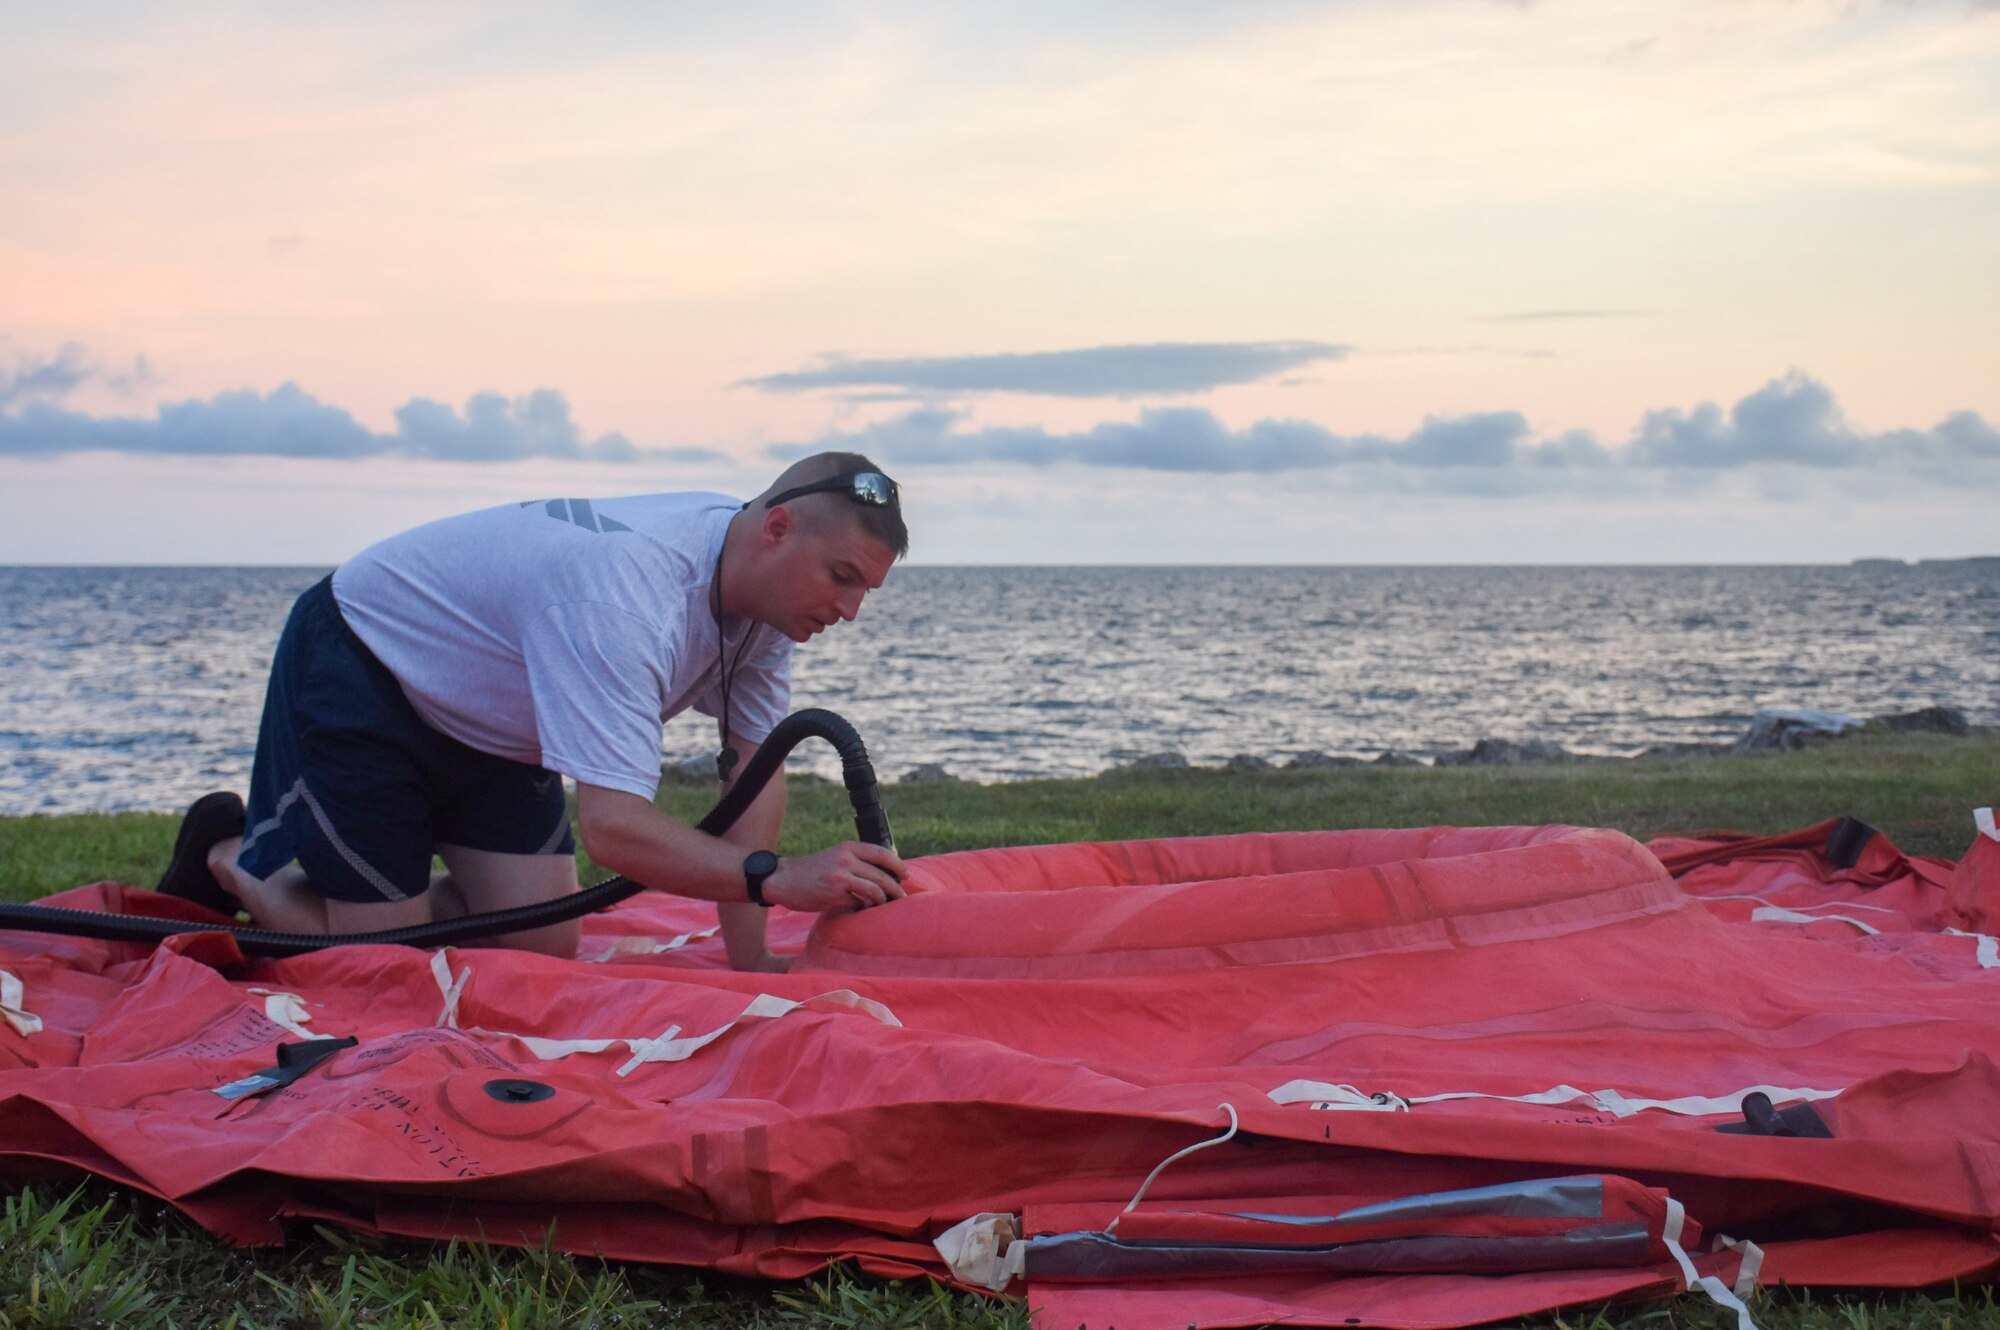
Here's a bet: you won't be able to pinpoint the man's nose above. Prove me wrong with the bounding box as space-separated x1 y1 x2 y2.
836 588 864 621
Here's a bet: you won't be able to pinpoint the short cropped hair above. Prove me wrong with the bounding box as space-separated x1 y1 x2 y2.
759 451 909 560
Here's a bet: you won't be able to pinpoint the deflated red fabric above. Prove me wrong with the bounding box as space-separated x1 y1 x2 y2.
1 816 1996 1330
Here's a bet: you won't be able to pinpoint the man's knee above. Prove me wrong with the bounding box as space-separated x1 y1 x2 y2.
324 894 438 937
505 918 581 959
433 844 580 955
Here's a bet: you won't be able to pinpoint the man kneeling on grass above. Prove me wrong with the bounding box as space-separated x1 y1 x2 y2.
153 451 909 971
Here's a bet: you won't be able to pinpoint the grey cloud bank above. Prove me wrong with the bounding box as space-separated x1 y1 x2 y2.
393 390 645 463
6 343 1994 498
0 379 722 466
780 371 1999 495
853 407 1566 474
1628 372 1999 471
739 340 1352 398
0 341 152 410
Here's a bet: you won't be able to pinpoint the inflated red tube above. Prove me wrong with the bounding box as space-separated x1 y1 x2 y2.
802 824 1676 978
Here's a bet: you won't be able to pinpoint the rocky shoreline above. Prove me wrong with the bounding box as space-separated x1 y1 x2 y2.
659 704 1990 788
892 704 1992 785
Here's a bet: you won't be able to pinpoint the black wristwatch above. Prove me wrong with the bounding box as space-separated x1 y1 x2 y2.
742 850 779 907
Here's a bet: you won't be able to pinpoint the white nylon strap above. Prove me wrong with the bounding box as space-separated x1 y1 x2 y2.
468 1024 681 1062
431 950 469 1029
1712 1232 1766 1299
1270 1079 1841 1119
464 989 901 1077
1943 929 2000 969
1268 1082 1409 1112
613 989 900 1075
1750 906 1881 935
1706 893 1894 916
0 970 42 1036
1976 807 1997 842
1662 1198 1699 1287
586 927 719 963
247 988 318 1040
1665 1198 1761 1330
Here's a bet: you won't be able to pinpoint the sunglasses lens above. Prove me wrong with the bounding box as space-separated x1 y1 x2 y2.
853 473 897 505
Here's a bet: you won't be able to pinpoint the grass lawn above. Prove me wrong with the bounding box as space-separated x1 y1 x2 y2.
1 732 1996 1328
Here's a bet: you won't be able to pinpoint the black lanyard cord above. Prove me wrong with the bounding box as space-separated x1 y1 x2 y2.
711 518 757 782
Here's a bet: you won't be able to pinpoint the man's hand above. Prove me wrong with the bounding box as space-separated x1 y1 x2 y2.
766 841 907 911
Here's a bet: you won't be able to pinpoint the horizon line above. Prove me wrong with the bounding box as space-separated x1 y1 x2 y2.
2 557 1994 572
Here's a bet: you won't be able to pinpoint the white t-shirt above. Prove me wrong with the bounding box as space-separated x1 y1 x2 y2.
330 492 792 800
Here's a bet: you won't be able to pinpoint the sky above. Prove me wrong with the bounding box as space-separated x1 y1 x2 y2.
3 0 1997 565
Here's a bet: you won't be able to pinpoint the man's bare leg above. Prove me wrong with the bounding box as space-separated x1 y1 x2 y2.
434 843 581 957
207 835 435 934
203 837 575 952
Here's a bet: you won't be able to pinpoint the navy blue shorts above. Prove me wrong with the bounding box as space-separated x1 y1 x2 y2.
236 576 575 904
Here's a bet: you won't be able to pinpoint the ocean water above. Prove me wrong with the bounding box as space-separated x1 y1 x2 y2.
3 563 1997 816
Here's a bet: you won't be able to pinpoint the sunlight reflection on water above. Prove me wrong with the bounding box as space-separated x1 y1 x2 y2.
3 563 1996 813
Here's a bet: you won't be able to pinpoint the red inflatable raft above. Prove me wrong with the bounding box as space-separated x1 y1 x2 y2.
1 814 1996 1330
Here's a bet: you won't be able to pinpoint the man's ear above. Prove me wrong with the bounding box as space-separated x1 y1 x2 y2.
759 502 795 547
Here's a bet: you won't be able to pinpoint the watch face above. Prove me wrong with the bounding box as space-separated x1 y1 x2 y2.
743 849 779 907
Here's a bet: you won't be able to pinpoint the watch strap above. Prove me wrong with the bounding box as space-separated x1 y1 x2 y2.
743 850 778 908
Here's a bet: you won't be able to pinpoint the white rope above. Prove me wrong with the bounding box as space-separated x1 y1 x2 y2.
1105 1104 1238 1236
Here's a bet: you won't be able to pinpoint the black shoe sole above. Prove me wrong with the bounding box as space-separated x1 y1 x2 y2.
154 791 246 916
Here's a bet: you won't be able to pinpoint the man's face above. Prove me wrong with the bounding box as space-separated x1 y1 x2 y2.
762 511 897 643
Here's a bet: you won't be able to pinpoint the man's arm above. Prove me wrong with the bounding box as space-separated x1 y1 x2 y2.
574 773 907 970
714 732 788 972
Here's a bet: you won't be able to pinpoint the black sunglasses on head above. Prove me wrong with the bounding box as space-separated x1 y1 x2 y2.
765 471 900 510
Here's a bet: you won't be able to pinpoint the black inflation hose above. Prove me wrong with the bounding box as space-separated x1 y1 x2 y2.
0 708 892 959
